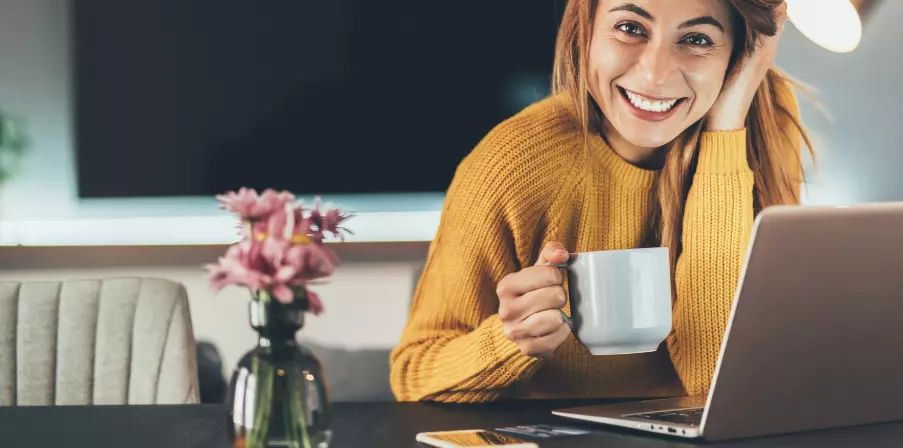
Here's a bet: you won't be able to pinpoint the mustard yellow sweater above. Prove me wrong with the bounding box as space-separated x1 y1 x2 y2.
390 87 802 402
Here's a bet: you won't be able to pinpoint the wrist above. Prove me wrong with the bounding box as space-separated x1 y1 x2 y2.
705 115 746 132
706 97 754 132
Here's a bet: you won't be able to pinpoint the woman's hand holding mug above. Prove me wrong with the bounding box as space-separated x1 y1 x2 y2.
496 241 572 357
497 241 673 358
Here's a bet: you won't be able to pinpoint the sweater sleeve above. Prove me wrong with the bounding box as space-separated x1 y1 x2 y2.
668 82 803 396
389 132 544 403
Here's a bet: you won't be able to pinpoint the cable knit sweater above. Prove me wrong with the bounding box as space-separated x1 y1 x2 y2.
390 85 801 402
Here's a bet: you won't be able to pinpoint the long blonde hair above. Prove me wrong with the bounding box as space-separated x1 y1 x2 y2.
552 0 814 274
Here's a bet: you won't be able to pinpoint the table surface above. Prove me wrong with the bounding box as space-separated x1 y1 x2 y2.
1 399 902 447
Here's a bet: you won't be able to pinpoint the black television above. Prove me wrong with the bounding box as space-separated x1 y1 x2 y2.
72 1 565 198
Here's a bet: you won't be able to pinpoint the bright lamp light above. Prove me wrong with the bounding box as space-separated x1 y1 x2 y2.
786 0 863 53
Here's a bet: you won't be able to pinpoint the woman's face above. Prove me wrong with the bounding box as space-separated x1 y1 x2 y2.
588 0 736 148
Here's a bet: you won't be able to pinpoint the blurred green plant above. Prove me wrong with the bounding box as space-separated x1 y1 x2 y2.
0 109 29 185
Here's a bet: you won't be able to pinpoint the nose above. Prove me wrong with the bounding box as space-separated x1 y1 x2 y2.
635 39 673 87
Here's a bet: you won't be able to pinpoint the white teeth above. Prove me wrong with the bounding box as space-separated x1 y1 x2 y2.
624 89 680 113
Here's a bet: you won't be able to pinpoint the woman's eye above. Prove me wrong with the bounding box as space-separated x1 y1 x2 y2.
684 34 713 47
616 22 646 37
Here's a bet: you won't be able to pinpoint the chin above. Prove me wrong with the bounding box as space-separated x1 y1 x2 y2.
619 127 683 149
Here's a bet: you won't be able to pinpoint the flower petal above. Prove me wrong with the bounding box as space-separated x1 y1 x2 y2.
272 284 294 304
305 289 324 315
274 265 298 282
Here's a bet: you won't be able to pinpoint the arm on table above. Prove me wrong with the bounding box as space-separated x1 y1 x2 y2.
668 81 804 395
389 134 545 403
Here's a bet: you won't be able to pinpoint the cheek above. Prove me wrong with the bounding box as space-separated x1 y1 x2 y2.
684 57 731 109
587 39 634 105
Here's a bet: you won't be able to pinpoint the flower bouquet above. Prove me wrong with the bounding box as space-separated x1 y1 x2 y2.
207 188 350 448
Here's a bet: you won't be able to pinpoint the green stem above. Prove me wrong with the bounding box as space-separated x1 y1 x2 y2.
288 369 312 448
281 389 295 447
282 377 301 448
249 356 274 448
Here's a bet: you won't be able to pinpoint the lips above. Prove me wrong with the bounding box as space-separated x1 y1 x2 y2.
617 86 687 123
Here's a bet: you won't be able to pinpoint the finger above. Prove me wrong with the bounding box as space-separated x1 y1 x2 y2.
498 285 567 323
505 308 568 341
534 241 570 266
496 266 563 300
517 324 571 358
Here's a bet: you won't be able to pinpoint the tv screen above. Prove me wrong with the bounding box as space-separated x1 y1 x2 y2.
72 1 564 198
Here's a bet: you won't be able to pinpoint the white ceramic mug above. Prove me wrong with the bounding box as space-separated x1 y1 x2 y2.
550 247 672 355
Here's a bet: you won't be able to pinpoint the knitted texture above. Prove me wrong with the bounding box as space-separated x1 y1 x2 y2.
390 86 801 402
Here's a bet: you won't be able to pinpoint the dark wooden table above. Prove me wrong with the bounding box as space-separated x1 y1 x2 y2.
1 400 902 447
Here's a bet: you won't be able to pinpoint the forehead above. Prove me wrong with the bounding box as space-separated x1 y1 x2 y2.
598 0 733 24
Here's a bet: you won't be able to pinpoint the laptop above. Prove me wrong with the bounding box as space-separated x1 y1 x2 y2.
553 203 903 442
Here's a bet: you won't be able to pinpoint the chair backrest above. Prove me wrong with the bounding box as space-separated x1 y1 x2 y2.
302 340 394 402
0 278 199 406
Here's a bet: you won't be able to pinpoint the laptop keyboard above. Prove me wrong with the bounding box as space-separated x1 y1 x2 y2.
628 407 704 427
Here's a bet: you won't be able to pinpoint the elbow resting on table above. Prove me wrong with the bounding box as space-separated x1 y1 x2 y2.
389 342 504 404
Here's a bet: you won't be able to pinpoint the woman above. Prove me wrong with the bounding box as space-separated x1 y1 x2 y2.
390 0 811 402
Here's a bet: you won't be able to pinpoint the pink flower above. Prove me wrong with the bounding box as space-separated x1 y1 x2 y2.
208 189 352 315
301 197 353 242
288 243 337 283
205 239 270 292
305 198 325 242
270 284 295 305
265 203 295 241
323 207 352 240
217 187 294 221
305 289 324 315
206 226 341 313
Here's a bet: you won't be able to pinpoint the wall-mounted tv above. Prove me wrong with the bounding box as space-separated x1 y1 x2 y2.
72 0 564 198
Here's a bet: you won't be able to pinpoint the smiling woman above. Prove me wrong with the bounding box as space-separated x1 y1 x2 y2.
390 0 813 403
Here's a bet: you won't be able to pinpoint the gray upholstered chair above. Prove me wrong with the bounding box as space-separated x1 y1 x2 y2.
0 278 199 406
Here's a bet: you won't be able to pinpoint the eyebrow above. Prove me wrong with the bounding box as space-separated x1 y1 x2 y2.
609 3 726 33
679 17 725 33
609 3 653 20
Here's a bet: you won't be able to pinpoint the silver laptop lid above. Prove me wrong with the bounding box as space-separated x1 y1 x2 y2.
701 203 903 441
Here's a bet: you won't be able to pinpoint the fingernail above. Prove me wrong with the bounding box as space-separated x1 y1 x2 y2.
555 248 568 254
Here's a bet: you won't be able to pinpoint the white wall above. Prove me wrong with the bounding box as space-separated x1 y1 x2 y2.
0 0 77 219
775 0 903 205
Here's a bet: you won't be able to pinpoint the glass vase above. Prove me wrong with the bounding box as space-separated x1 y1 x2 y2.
226 291 332 448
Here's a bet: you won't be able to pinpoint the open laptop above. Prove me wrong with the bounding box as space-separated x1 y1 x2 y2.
553 202 903 442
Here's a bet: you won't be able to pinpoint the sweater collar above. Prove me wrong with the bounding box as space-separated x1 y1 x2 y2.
587 131 659 190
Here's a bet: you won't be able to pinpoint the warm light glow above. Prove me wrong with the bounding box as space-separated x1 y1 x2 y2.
786 0 863 53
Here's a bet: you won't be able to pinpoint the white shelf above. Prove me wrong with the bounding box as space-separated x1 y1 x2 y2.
0 194 444 246
0 211 441 246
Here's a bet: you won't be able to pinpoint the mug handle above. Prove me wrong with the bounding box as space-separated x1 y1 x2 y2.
544 259 575 329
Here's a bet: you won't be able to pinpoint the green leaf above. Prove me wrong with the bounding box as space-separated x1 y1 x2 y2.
0 110 30 185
